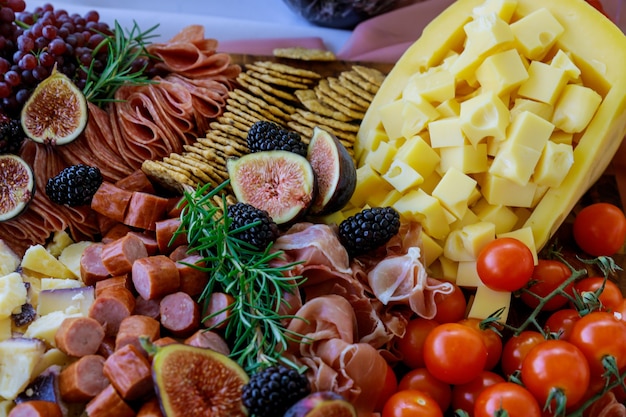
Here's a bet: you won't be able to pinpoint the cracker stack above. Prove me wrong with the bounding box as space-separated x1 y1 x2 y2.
142 59 386 194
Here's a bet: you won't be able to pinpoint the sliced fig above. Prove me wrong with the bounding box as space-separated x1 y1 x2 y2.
0 154 35 222
151 343 249 417
284 391 357 417
227 150 316 225
307 127 356 215
21 67 87 145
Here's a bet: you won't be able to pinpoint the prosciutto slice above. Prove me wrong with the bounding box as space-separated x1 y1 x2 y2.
367 246 454 319
286 295 388 417
273 223 351 274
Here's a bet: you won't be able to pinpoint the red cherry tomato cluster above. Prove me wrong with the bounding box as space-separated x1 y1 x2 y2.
378 203 626 417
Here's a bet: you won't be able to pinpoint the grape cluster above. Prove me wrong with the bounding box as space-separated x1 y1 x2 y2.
0 1 115 115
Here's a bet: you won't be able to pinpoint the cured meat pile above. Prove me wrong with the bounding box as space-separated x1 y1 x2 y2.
271 222 454 416
0 26 241 256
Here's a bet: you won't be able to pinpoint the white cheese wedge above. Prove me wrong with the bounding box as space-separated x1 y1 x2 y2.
0 273 27 320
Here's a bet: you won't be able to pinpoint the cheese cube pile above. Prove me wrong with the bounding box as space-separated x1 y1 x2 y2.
0 231 94 400
347 0 624 322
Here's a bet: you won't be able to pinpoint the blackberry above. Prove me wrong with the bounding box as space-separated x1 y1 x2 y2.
246 120 307 157
0 118 24 154
242 365 311 417
227 202 279 250
45 164 103 207
338 206 401 256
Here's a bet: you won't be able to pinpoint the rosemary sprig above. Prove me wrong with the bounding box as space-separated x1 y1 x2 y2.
176 181 308 373
82 20 160 105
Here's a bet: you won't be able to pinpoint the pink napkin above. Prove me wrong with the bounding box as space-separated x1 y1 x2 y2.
217 0 455 63
336 0 456 62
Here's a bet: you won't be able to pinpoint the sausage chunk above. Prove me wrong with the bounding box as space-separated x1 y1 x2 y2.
59 354 109 403
132 255 180 300
159 291 200 338
54 316 105 357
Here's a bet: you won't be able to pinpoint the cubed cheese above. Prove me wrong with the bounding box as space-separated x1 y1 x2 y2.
439 143 489 174
551 83 602 133
400 98 441 139
349 165 392 207
393 189 450 240
395 135 441 178
489 141 542 186
481 173 538 207
459 91 510 146
476 48 529 96
450 13 515 81
510 97 554 121
510 7 564 60
404 69 456 104
550 49 581 81
432 168 477 219
533 141 574 187
436 98 461 117
382 160 424 193
379 100 405 141
517 61 568 105
429 117 466 148
421 232 444 267
444 221 495 261
364 140 397 174
472 199 519 234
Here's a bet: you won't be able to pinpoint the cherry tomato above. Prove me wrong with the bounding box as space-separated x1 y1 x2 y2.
568 311 626 377
572 202 626 256
433 283 467 324
398 368 451 412
500 331 545 378
382 389 443 417
451 371 505 417
474 382 542 417
520 259 574 311
375 362 398 411
573 276 624 312
544 308 580 340
458 318 503 371
396 318 439 369
476 237 535 292
521 339 590 408
423 323 487 385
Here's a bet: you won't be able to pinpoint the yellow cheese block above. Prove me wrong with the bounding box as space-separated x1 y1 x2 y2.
356 0 626 264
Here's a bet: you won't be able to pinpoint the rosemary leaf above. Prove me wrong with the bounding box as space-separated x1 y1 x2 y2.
177 181 308 373
82 20 161 105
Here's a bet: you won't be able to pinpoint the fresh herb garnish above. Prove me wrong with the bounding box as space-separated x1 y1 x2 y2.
176 180 308 373
83 20 160 105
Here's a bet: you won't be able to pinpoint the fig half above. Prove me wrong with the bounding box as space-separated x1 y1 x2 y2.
21 68 87 145
307 127 356 215
284 391 357 417
227 150 316 225
0 154 35 222
151 343 249 417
